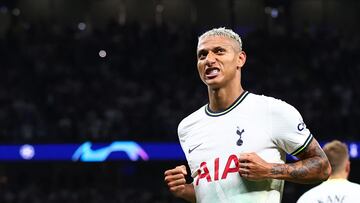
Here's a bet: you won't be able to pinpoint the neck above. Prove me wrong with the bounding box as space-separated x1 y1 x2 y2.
329 171 348 180
208 85 244 112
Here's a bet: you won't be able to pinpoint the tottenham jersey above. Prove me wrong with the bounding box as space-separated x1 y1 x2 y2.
297 179 360 203
178 91 313 203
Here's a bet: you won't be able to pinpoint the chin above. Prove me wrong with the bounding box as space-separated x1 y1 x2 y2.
205 81 222 90
202 75 224 89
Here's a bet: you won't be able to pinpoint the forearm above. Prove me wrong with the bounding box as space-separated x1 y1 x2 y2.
239 139 330 183
269 138 331 183
181 183 196 203
269 156 330 184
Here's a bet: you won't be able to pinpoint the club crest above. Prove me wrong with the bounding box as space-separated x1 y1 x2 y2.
236 127 245 146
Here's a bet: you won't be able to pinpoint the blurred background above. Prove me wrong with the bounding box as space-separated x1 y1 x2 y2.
0 0 359 202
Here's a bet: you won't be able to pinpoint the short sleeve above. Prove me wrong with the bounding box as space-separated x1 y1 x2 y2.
269 98 313 156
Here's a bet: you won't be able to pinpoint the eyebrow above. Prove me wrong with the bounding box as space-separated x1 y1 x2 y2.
197 46 226 54
197 49 207 56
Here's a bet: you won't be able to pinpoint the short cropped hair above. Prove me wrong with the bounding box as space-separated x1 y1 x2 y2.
323 140 349 174
198 27 243 51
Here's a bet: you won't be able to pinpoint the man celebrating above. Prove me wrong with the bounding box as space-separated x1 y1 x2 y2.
164 27 331 203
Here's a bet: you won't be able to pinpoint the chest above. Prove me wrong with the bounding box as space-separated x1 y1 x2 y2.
183 112 273 174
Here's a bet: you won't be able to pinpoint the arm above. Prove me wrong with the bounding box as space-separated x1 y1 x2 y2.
238 138 331 184
164 165 196 203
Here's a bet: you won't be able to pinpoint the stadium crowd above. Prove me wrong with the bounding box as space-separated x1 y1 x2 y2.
1 15 359 143
0 5 360 203
0 163 185 203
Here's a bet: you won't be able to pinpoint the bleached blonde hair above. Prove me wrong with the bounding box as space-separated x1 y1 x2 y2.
198 27 243 51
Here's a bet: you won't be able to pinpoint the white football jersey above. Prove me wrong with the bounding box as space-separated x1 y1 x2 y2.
297 179 360 203
178 91 313 203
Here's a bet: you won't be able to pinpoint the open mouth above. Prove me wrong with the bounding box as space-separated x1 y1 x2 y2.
205 67 220 79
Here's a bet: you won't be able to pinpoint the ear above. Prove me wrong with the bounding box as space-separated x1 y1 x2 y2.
345 159 350 174
237 51 246 70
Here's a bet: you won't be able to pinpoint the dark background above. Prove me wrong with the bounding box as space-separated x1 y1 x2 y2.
0 0 359 202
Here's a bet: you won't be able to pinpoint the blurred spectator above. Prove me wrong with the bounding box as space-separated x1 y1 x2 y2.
0 6 359 144
297 140 360 203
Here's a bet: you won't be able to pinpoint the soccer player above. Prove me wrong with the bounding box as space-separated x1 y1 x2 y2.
297 140 360 203
164 27 331 203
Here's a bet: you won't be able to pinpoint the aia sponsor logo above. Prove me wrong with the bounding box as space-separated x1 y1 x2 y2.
194 154 239 186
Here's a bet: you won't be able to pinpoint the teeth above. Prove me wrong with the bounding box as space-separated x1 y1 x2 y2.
206 68 219 75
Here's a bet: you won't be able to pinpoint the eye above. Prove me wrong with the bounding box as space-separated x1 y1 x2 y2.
198 54 206 60
198 51 207 60
214 48 225 54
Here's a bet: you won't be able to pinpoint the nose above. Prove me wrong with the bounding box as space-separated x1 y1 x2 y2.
205 51 216 65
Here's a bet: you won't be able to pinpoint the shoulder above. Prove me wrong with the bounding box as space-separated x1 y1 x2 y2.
297 180 360 203
297 184 324 203
244 92 272 103
347 180 360 190
241 92 273 111
266 95 300 116
245 93 294 108
178 105 207 138
245 93 299 116
261 95 304 124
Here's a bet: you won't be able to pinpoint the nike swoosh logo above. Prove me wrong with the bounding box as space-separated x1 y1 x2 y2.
188 143 202 154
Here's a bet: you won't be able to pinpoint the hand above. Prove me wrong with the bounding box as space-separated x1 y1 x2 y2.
238 152 272 180
164 165 188 198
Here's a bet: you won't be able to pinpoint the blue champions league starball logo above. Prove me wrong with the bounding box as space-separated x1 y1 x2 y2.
72 141 149 162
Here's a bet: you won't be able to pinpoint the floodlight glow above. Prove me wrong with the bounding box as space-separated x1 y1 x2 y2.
99 50 107 58
271 8 279 18
350 143 358 158
78 22 87 31
19 144 35 160
12 8 20 16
